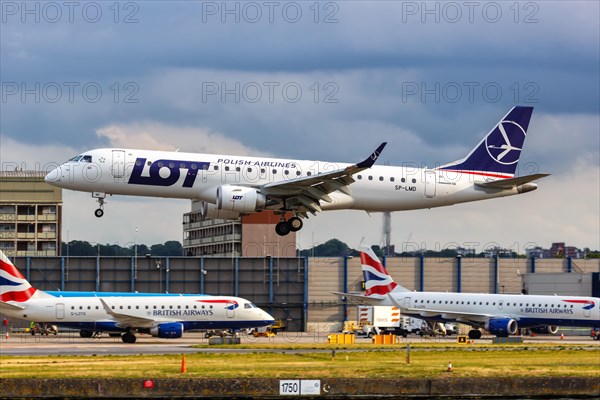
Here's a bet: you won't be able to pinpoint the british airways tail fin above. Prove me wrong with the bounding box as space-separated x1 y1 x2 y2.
438 106 534 178
0 250 49 303
359 246 409 296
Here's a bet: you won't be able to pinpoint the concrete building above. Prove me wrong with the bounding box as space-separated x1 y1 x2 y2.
526 242 586 259
6 254 599 333
0 171 62 256
183 201 296 257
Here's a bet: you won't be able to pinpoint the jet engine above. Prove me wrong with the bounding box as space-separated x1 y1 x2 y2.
198 201 241 220
530 325 559 335
217 185 267 213
486 318 518 337
150 322 184 339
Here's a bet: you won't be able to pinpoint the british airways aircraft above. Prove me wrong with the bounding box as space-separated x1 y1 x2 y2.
45 106 548 236
341 246 600 339
0 250 274 343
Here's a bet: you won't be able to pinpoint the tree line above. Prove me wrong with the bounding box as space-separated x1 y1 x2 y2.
61 239 600 259
61 240 183 257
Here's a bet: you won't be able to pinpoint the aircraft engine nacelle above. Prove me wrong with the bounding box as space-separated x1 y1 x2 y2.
530 325 559 335
486 318 518 337
217 185 267 213
198 201 241 221
150 322 184 339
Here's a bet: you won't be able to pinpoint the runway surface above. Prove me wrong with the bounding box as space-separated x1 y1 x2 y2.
1 331 597 356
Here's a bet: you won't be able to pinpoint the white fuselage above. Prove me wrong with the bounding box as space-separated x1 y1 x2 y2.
4 292 274 332
46 148 524 212
383 291 600 329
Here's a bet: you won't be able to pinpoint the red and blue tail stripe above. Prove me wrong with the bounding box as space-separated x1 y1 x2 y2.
0 252 36 302
360 248 397 296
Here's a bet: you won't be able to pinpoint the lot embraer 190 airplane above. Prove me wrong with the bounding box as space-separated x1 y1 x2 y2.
0 250 274 343
342 246 600 339
45 106 548 236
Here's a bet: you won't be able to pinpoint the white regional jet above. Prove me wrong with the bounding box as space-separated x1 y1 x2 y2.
342 246 600 339
0 250 274 343
45 106 548 236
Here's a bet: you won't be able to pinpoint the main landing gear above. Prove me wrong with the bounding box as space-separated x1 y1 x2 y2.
93 193 106 218
275 216 303 236
121 331 137 343
468 329 482 340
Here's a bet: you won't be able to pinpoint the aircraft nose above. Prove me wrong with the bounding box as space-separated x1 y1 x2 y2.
45 166 61 183
264 311 275 324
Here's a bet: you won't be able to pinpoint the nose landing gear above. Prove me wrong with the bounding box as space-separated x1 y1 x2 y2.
92 192 107 218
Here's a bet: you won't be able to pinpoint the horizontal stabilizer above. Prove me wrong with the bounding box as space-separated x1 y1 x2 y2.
332 291 385 305
475 173 550 189
0 300 26 311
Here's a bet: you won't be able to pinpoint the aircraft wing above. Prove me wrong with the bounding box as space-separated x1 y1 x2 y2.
397 305 520 326
0 300 26 311
99 298 158 328
475 173 550 190
258 143 387 214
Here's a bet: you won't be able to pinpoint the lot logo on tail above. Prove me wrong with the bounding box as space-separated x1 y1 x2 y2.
0 252 36 302
485 120 526 165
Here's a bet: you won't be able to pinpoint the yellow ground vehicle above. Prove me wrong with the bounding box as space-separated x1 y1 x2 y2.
251 326 275 337
270 319 286 333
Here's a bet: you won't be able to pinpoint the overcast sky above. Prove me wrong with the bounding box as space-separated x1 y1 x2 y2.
1 1 598 253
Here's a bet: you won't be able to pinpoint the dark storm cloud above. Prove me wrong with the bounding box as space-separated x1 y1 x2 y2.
1 0 598 168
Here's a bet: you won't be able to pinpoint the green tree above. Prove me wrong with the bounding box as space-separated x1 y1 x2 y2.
300 239 362 257
61 240 183 257
151 241 183 256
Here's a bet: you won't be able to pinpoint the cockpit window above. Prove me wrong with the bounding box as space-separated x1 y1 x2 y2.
244 303 256 309
67 155 92 163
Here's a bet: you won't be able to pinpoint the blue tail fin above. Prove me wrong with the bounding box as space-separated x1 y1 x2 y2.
438 106 533 178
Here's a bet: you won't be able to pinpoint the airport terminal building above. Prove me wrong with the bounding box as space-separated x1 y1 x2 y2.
6 254 600 332
0 171 62 257
2 171 598 332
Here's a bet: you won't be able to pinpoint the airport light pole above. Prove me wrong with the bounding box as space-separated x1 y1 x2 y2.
134 227 138 279
156 259 162 293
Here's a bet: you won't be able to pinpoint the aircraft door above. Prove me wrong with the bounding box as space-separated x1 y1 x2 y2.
583 307 591 318
403 297 411 308
111 150 125 179
226 302 236 318
56 303 65 320
425 171 436 198
498 300 504 310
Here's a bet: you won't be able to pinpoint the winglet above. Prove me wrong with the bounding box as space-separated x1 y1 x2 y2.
356 142 387 169
99 298 117 316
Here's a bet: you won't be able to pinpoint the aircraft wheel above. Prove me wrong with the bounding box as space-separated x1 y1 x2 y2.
288 217 303 232
94 209 104 218
468 329 482 340
79 329 94 338
275 221 291 236
122 332 137 343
